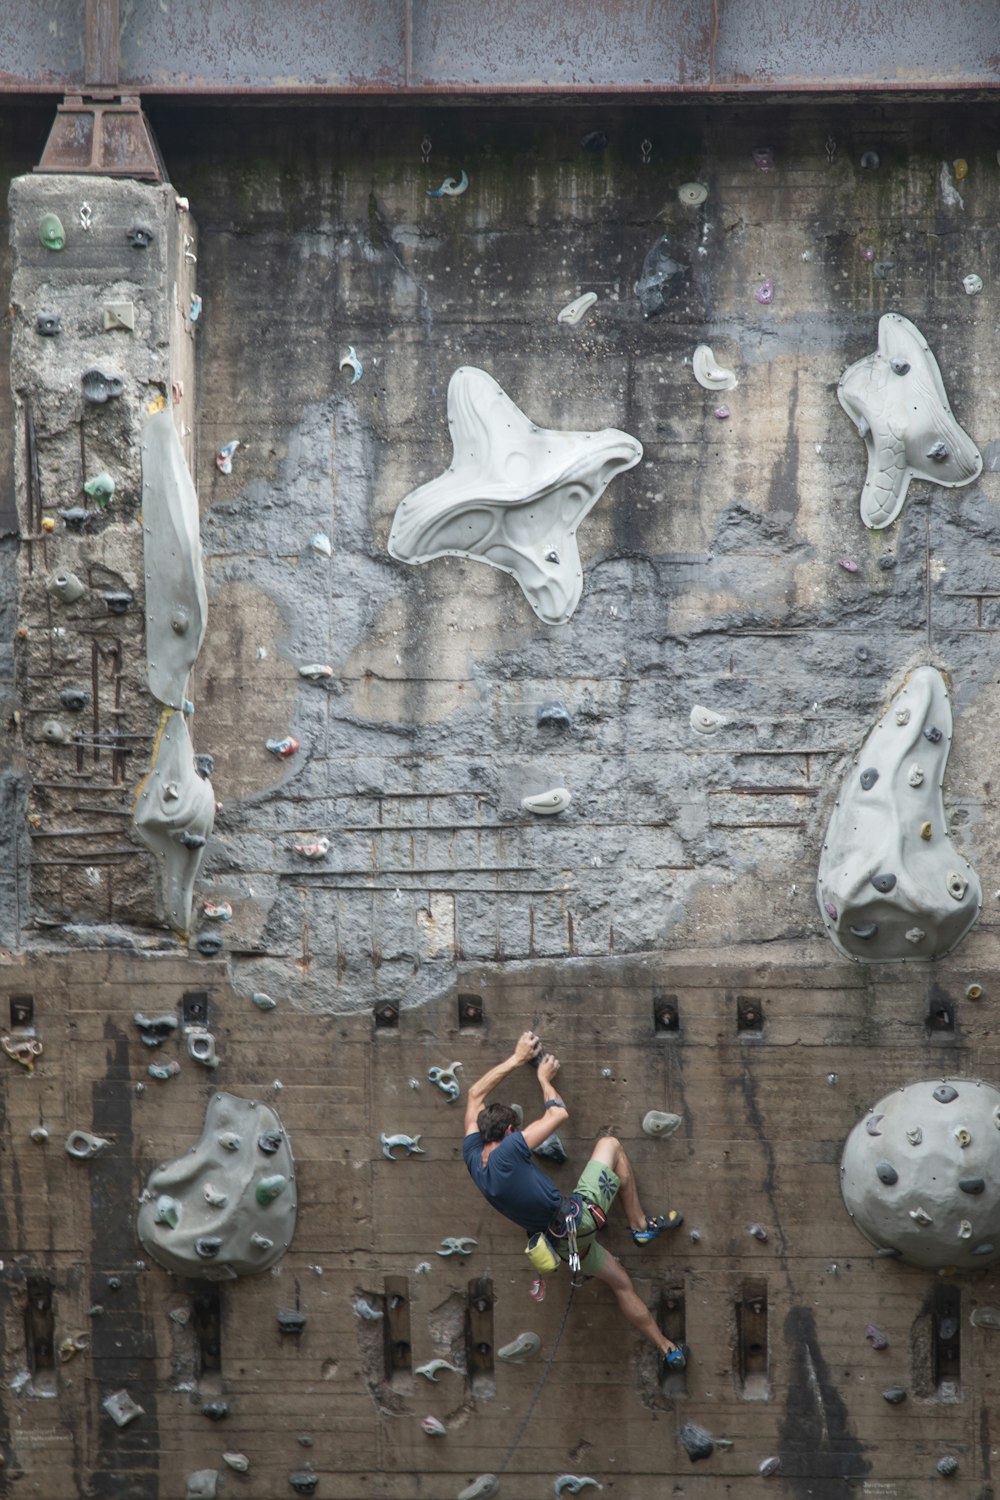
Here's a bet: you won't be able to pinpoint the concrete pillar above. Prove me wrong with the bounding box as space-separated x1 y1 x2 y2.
9 173 198 932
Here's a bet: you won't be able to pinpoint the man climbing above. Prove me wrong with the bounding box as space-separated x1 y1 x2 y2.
462 1030 688 1369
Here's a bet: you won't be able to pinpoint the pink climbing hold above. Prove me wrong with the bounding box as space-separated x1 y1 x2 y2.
865 1323 889 1350
421 1415 447 1437
714 405 730 420
839 559 859 573
752 147 775 171
529 1277 546 1303
755 279 775 305
265 736 299 758
861 247 875 263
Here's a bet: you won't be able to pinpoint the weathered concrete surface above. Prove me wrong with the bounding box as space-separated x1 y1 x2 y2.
4 98 1000 1499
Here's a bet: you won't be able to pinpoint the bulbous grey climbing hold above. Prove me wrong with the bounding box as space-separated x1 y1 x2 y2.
148 1060 180 1081
759 1457 782 1477
882 1386 906 1403
258 1130 283 1154
127 226 153 248
532 1134 567 1164
748 1223 768 1242
66 1130 110 1159
843 1078 1000 1269
522 788 571 816
456 1477 498 1500
194 931 223 956
635 234 687 318
186 1472 219 1500
82 368 123 403
222 1454 250 1473
838 314 981 528
138 1093 296 1279
388 366 641 626
817 668 981 962
155 1195 180 1228
252 991 277 1010
186 1027 219 1068
678 181 708 205
937 1457 959 1477
678 1422 715 1462
497 1331 541 1363
36 311 62 336
859 768 879 790
421 1415 447 1436
557 293 598 326
415 1358 459 1380
201 1401 228 1421
278 1310 306 1334
381 1133 424 1160
42 719 69 744
537 701 572 730
47 570 86 604
870 874 896 893
864 1324 888 1350
103 1389 144 1426
692 346 737 392
642 1110 682 1138
554 1478 602 1496
876 1161 898 1185
59 687 90 713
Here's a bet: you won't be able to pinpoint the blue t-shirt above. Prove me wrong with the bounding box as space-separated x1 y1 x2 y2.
463 1129 561 1234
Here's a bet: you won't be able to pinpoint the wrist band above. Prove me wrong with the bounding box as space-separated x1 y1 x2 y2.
544 1097 565 1110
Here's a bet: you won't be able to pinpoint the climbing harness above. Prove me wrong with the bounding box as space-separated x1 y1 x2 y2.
497 1278 579 1478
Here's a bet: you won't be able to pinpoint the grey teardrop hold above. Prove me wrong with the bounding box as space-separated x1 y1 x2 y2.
59 688 90 712
875 1161 898 1185
195 753 215 778
933 1085 959 1103
195 1236 223 1258
678 1422 715 1462
81 368 124 403
936 1457 959 1477
924 726 943 743
201 1401 229 1420
878 555 897 570
195 931 223 955
258 1131 283 1154
959 1176 985 1194
127 226 154 248
859 768 879 789
36 312 61 336
103 591 133 614
277 1310 306 1334
877 1247 902 1257
972 1243 995 1255
882 1386 906 1403
849 922 878 939
870 874 896 893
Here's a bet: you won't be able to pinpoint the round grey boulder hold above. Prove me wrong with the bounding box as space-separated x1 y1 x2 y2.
841 1078 1000 1270
642 1110 682 1139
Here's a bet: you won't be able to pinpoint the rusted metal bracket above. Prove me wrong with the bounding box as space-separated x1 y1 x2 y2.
34 94 166 182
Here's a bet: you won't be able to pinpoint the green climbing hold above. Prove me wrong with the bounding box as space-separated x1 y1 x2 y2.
83 473 116 507
39 213 65 250
256 1174 288 1206
154 1195 180 1229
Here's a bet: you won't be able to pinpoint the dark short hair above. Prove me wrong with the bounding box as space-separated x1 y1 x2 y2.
478 1103 518 1143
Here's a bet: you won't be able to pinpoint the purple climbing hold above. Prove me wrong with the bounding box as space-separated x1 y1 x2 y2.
864 1324 889 1349
861 246 875 263
839 559 859 573
714 405 730 420
755 279 775 305
823 901 838 921
752 146 775 171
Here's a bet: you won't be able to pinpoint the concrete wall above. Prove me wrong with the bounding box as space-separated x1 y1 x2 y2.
3 98 1000 1498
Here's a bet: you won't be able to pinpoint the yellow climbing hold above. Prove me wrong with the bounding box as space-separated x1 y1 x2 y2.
953 159 968 180
920 821 932 840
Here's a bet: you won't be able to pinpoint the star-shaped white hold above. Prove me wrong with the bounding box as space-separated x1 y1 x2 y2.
387 366 642 625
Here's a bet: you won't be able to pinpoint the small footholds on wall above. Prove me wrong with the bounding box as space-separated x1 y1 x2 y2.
252 992 278 1010
258 1130 284 1154
201 1401 229 1421
289 1476 318 1497
81 368 123 403
714 404 730 420
428 1061 463 1100
83 472 115 507
41 719 70 745
881 1386 906 1403
255 1174 288 1205
970 1305 1000 1328
266 736 299 758
953 158 968 180
437 1236 476 1260
678 181 708 205
36 311 61 336
690 705 726 736
498 1331 541 1363
126 226 153 248
339 346 363 384
155 1195 181 1229
860 246 875 263
30 1125 49 1142
190 293 203 322
692 345 737 392
859 768 879 790
103 591 133 614
865 1114 884 1135
60 506 91 531
195 1235 223 1259
204 1183 228 1207
186 1473 219 1500
421 1415 448 1437
860 150 880 169
457 1476 499 1500
875 1161 898 1185
203 901 232 921
909 1207 933 1226
59 687 90 712
277 1310 307 1335
557 293 598 326
223 1454 250 1473
759 1457 782 1477
381 1132 424 1160
937 1457 959 1478
216 440 240 475
963 273 983 295
65 1129 110 1159
933 1085 959 1104
103 301 135 331
134 1013 179 1047
47 570 86 604
554 1478 602 1497
353 1297 384 1321
427 170 469 197
839 558 858 573
747 1223 768 1242
38 212 65 249
58 1333 91 1362
103 1389 144 1427
521 788 571 816
309 532 332 556
415 1358 460 1381
752 145 775 170
299 663 335 680
536 701 572 729
194 930 223 957
966 984 983 1000
754 279 775 305
185 1027 219 1068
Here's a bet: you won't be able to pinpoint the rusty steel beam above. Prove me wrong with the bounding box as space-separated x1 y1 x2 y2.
0 0 997 97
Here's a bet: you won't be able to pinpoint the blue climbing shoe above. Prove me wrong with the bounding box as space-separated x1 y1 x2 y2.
660 1342 689 1371
632 1210 683 1244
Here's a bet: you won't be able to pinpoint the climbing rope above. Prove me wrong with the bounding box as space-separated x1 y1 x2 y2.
496 1279 578 1477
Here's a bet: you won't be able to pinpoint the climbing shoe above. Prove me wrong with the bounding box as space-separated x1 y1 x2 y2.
632 1210 683 1244
660 1342 690 1372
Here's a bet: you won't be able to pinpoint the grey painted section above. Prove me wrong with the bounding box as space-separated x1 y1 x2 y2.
141 407 207 709
137 1092 296 1278
840 1078 1000 1270
134 710 215 936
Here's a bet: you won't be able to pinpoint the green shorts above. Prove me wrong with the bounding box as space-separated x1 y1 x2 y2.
556 1157 620 1276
